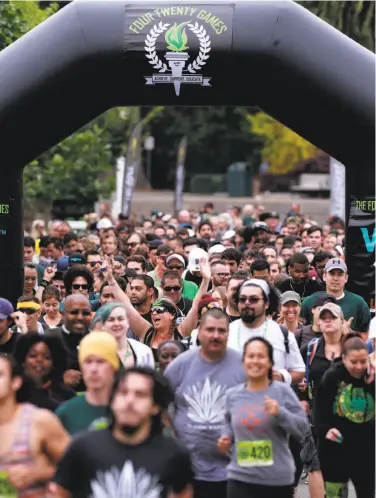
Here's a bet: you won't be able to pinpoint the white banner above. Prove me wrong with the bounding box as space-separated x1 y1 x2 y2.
330 157 346 221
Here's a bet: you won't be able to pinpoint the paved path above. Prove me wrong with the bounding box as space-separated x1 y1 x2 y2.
127 191 331 224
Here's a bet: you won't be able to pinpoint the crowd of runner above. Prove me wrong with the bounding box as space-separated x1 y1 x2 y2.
0 202 374 498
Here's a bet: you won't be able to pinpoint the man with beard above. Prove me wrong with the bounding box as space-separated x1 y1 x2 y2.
48 294 92 392
228 279 305 385
165 308 246 498
128 274 155 324
49 367 194 498
276 253 323 301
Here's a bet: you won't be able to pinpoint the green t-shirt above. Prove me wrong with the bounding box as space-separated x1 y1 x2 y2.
182 279 198 300
300 291 371 332
55 394 108 436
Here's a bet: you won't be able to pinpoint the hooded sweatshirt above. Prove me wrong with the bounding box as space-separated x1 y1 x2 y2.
313 361 375 444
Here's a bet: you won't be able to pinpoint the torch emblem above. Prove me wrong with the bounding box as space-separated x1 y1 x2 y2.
144 21 212 96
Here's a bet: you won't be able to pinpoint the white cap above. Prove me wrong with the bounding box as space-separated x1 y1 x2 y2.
222 230 235 241
188 248 208 272
369 316 376 340
208 244 225 255
166 254 186 268
97 218 113 229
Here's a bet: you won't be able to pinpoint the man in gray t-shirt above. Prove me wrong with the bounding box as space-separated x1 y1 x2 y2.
165 308 246 498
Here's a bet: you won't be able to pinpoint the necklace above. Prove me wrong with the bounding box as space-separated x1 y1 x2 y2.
290 278 307 300
237 319 268 352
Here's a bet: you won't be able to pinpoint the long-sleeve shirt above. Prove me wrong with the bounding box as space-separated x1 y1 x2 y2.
223 382 308 486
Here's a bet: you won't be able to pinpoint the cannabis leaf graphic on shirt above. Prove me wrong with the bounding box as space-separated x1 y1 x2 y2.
184 377 227 424
90 460 162 498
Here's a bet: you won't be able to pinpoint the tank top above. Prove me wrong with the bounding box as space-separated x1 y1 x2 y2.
0 403 47 497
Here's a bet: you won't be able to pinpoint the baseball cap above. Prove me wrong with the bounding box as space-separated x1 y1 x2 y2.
319 303 344 319
280 291 301 306
0 298 14 319
312 293 337 308
252 221 269 233
57 256 69 272
208 244 225 255
301 247 315 255
149 239 163 250
166 254 186 268
324 258 347 273
97 218 113 230
68 253 87 266
222 230 235 241
188 248 208 272
260 211 279 221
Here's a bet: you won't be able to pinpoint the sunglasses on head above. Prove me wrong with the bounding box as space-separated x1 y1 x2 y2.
239 296 264 304
151 306 168 314
72 284 89 290
69 309 91 316
16 308 36 316
163 286 181 292
89 261 102 267
167 265 184 271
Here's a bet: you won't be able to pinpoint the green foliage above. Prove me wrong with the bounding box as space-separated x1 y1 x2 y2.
304 1 375 52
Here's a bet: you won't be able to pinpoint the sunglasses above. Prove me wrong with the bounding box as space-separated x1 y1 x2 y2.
68 309 91 316
72 284 89 290
151 306 168 314
239 296 264 304
163 286 181 292
127 242 139 247
89 261 102 267
167 265 184 271
16 308 36 316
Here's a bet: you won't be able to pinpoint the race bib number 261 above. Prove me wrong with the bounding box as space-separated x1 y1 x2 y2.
237 440 274 467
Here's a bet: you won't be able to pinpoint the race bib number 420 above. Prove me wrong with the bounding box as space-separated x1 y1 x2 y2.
237 440 274 467
0 471 17 497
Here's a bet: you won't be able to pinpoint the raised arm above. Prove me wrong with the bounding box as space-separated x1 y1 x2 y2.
104 256 151 341
178 258 211 337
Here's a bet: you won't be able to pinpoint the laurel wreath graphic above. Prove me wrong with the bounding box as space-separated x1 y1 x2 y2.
144 22 170 72
144 21 211 74
187 23 211 73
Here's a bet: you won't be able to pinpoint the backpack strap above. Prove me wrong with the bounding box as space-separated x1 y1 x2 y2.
279 325 290 354
305 338 320 388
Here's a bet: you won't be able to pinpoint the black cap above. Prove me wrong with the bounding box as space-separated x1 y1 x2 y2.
260 211 279 221
149 239 163 249
312 293 337 308
68 253 87 266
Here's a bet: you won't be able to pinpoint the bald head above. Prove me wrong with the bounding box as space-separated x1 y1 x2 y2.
63 294 91 334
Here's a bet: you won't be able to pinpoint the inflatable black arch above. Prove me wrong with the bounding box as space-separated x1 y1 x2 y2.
0 1 374 307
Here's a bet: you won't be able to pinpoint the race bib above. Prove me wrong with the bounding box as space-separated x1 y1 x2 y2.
237 440 273 467
0 471 17 497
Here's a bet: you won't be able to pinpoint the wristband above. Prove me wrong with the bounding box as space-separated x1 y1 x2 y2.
39 280 50 289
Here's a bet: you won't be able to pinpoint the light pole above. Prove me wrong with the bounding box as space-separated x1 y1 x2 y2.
144 136 155 187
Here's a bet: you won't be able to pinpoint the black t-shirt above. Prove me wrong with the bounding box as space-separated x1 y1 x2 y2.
224 311 240 323
0 331 21 355
141 310 153 325
53 429 193 498
276 277 324 301
176 297 192 325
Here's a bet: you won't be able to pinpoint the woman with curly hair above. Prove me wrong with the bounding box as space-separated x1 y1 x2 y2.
13 333 75 411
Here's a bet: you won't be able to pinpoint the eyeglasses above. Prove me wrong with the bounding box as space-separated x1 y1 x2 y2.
239 296 264 304
151 306 168 314
68 309 91 316
167 265 184 271
89 261 102 267
72 284 89 290
216 273 230 278
16 308 36 316
163 286 181 292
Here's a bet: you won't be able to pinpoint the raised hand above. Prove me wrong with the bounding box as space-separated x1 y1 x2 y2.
199 257 211 281
264 395 279 416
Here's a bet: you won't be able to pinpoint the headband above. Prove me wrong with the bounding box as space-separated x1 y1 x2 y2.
17 301 41 310
240 279 270 297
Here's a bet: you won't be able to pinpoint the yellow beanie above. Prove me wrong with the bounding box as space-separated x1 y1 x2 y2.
78 331 120 371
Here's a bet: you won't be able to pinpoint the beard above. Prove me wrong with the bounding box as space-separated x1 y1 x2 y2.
241 308 263 324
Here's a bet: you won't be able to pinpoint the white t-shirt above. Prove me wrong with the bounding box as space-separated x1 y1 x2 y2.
228 318 305 385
